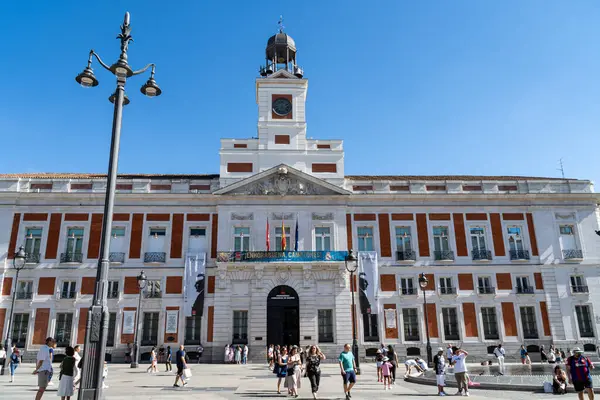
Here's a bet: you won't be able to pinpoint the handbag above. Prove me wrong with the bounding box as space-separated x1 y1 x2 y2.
183 368 192 379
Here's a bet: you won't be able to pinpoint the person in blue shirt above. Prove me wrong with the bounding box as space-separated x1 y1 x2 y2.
338 344 357 400
173 345 188 387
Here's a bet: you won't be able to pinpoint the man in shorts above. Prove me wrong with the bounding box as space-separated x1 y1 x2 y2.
433 347 447 396
173 344 188 387
339 344 357 400
566 347 595 400
34 337 55 400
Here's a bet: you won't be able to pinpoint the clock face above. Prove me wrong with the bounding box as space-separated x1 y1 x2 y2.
272 97 292 116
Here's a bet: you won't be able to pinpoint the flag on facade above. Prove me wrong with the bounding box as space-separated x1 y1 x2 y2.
281 219 287 251
266 218 271 251
294 216 299 251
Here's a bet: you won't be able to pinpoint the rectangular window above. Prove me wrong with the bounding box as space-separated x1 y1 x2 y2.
61 281 76 299
106 312 117 347
111 227 126 237
234 227 250 251
571 276 588 293
442 308 460 341
439 277 454 294
357 227 374 252
575 305 594 338
481 307 499 340
402 308 420 341
318 309 334 343
400 278 415 295
185 315 202 345
507 226 524 250
395 227 412 252
516 276 532 293
470 227 487 250
16 281 33 299
275 226 291 251
107 280 119 299
362 314 379 342
141 312 159 345
315 227 332 251
24 227 43 258
477 276 494 294
432 226 450 252
233 310 249 344
55 312 73 347
520 306 539 339
11 313 29 347
149 228 166 237
190 228 206 237
145 280 162 298
66 228 84 255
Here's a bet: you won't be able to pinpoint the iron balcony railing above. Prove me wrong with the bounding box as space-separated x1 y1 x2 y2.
478 286 496 295
107 291 120 299
572 285 589 294
109 252 126 263
216 250 348 263
144 252 166 263
516 286 535 294
563 249 583 260
16 291 33 300
509 249 530 260
472 249 492 261
60 252 83 263
440 287 455 295
434 250 455 261
60 290 76 299
145 291 162 299
25 253 40 264
401 287 418 295
396 249 416 261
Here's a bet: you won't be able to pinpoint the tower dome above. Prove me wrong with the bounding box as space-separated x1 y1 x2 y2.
260 17 304 78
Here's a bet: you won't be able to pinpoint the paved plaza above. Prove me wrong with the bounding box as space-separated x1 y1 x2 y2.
0 362 560 399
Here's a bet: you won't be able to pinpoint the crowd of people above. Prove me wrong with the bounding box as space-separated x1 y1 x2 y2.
224 344 249 364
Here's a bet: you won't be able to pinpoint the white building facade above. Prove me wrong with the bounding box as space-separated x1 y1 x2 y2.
1 30 600 362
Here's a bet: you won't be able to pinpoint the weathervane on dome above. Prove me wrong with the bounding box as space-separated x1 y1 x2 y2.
278 15 285 33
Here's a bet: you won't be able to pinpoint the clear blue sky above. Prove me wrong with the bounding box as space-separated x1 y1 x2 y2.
1 1 599 186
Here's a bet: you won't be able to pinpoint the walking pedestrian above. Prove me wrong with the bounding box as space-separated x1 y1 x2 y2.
47 341 56 386
446 344 454 365
125 342 132 364
520 345 531 365
229 345 235 363
33 337 55 400
235 345 242 364
493 343 505 371
286 346 302 397
376 349 384 382
276 347 289 394
196 344 203 364
548 350 557 364
165 346 172 372
381 357 393 390
566 347 595 400
338 343 357 400
268 345 274 369
451 347 469 397
72 345 82 388
541 345 548 364
147 346 158 373
379 343 387 357
306 345 325 399
57 346 76 400
0 345 6 368
9 345 20 383
173 345 188 387
243 344 249 365
387 345 399 384
434 347 447 396
224 344 230 363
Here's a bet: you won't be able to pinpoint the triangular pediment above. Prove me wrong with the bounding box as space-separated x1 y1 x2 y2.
215 164 350 196
269 69 298 79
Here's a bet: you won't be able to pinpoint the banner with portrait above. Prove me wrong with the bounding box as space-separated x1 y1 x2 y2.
184 253 207 316
358 251 380 314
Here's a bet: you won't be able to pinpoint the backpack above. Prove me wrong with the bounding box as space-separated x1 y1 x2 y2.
10 353 20 364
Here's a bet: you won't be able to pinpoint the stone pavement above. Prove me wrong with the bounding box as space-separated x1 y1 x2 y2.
0 363 557 399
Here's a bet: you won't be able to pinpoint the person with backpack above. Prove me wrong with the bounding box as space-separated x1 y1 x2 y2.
566 347 595 400
9 345 20 383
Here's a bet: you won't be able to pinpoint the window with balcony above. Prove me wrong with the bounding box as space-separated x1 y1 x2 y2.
507 226 529 260
107 280 119 299
481 307 499 340
275 226 291 251
109 227 126 263
61 281 76 299
516 276 533 294
477 276 494 294
185 315 202 345
145 280 162 298
470 227 491 260
188 227 207 254
63 228 84 263
571 276 588 294
520 306 539 339
442 307 460 341
16 281 33 299
362 314 379 342
560 225 582 260
402 308 420 341
11 313 29 347
400 277 416 295
433 226 454 260
439 277 454 295
395 227 415 260
234 227 250 251
145 228 167 263
106 312 117 347
24 228 42 263
141 312 159 345
575 305 594 338
357 227 374 252
315 227 332 251
233 310 248 344
318 309 334 343
55 312 73 347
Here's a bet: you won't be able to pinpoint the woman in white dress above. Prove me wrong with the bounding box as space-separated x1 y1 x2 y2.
147 346 158 373
224 344 230 363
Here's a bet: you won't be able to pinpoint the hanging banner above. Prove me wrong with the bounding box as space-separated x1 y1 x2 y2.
385 308 397 329
122 310 136 334
358 251 379 314
184 253 207 316
166 310 178 333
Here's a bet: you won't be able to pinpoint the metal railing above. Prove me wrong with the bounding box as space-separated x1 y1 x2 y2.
478 286 496 295
216 250 347 263
25 253 41 264
401 288 417 295
107 291 120 299
516 286 535 294
563 249 583 260
60 252 83 263
144 252 166 263
472 249 492 261
440 287 455 295
572 285 589 294
60 290 77 299
434 250 455 261
109 252 126 263
396 249 416 261
145 291 162 299
509 249 530 260
16 291 33 300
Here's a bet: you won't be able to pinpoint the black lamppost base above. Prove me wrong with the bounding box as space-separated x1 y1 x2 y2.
130 362 139 368
426 342 433 368
352 341 361 375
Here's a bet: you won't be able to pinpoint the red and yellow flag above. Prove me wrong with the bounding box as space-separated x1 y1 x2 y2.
266 218 271 251
281 219 287 251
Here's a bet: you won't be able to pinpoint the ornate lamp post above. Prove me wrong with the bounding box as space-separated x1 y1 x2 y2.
345 249 361 375
130 270 147 368
1 246 27 375
418 272 433 367
75 12 161 400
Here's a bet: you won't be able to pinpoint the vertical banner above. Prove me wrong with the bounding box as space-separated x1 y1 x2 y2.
184 253 206 316
165 310 179 333
385 308 397 329
122 310 136 334
358 251 379 314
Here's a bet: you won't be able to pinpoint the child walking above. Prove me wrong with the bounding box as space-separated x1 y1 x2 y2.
376 349 384 382
381 357 393 390
57 346 76 400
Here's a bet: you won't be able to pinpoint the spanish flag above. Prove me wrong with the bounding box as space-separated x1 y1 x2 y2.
281 219 287 251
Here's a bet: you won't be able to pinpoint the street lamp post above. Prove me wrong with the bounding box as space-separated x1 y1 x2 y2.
130 270 147 368
75 12 161 400
345 249 361 375
1 246 27 375
418 272 433 367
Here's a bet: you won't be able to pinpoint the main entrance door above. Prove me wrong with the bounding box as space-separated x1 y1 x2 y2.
267 286 300 346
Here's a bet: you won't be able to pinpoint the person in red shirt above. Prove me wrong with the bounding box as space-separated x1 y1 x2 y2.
566 347 595 400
